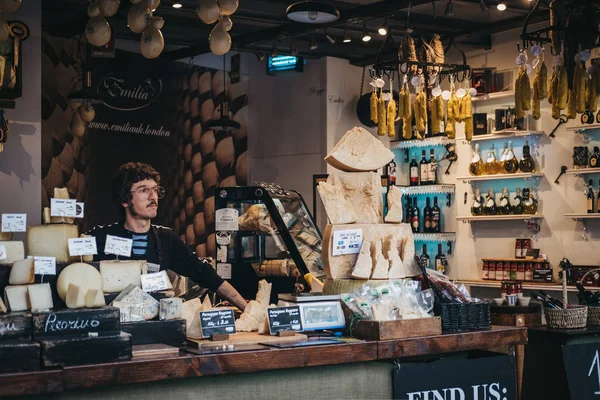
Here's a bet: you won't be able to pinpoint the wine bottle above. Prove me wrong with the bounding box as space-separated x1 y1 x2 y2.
424 197 432 233
410 155 419 186
387 159 397 186
519 140 536 173
504 140 519 173
483 188 498 215
405 195 413 224
469 144 485 176
471 188 484 216
588 179 595 214
484 144 500 175
590 146 600 168
435 244 446 274
539 290 564 308
429 149 438 185
420 150 429 185
420 244 430 270
411 197 420 233
530 291 560 309
523 187 537 215
432 196 441 233
499 142 508 171
499 187 512 215
576 283 600 305
512 188 524 214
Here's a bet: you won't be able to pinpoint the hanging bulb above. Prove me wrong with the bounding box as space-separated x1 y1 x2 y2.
310 33 318 50
378 19 388 36
172 1 182 7
209 21 231 55
362 22 371 42
128 3 152 33
86 16 112 47
445 0 453 16
78 104 96 123
221 15 233 31
197 0 220 24
496 2 507 10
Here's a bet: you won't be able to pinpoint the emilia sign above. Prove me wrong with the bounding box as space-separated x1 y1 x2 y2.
97 73 162 111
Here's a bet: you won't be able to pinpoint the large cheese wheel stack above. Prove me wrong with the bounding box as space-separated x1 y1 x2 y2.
319 127 418 295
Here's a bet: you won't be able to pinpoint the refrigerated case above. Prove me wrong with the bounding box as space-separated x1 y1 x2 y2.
214 183 324 303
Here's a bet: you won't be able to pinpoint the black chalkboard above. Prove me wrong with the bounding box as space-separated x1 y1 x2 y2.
32 307 120 338
199 309 236 338
0 312 32 340
267 306 302 335
563 342 600 399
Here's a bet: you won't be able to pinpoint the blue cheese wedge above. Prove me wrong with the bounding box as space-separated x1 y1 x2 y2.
111 284 159 320
159 298 183 320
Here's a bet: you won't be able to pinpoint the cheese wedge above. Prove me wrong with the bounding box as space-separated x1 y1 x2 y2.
325 126 394 172
111 284 159 320
9 258 35 285
400 236 420 277
100 260 143 293
201 294 212 311
28 284 54 311
317 181 357 224
384 185 403 223
255 279 272 306
26 224 79 262
182 298 203 338
235 312 259 332
4 285 30 311
160 298 183 320
54 187 70 199
384 235 404 279
49 188 75 224
351 240 372 279
327 173 383 224
56 262 103 301
65 283 86 309
85 289 106 308
0 241 25 265
0 296 6 314
370 240 389 280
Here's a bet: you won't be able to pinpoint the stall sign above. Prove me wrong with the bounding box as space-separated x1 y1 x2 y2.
562 342 600 399
200 309 236 338
268 306 302 334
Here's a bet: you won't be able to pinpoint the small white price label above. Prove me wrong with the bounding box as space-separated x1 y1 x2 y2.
104 235 133 257
50 199 77 217
0 245 6 260
68 237 98 256
1 214 27 232
332 228 363 256
141 271 171 292
28 256 57 275
216 263 232 279
215 209 239 231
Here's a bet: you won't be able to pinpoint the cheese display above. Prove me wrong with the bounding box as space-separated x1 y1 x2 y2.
4 285 29 312
351 240 372 279
0 241 25 265
159 298 183 320
65 283 86 309
111 284 159 320
182 296 212 338
84 289 106 308
325 172 383 224
100 260 144 293
384 185 403 223
56 262 103 301
316 181 357 224
26 224 79 262
255 279 272 306
235 310 260 332
49 187 75 224
238 204 274 232
370 240 389 279
27 284 54 311
384 235 404 279
324 126 394 172
235 279 271 332
8 258 35 285
0 296 6 314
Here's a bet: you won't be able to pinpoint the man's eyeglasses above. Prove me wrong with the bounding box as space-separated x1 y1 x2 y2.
131 186 165 199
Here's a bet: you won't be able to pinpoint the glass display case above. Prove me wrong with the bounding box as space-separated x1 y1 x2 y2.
214 182 324 303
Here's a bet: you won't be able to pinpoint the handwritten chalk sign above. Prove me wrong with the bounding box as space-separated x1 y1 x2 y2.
267 306 303 335
1 214 26 232
104 235 133 257
199 309 236 338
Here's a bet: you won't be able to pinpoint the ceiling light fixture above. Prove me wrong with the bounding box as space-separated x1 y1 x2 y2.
362 22 371 42
254 51 265 62
286 1 340 24
496 2 506 10
479 0 488 11
343 26 351 43
378 19 388 36
445 0 454 16
172 1 182 8
310 32 318 50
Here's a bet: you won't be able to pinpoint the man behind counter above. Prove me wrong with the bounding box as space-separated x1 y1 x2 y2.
86 162 247 311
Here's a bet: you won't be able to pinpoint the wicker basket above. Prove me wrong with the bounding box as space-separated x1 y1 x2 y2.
544 305 588 329
588 305 600 326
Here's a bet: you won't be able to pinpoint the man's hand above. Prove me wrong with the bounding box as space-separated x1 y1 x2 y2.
216 281 247 311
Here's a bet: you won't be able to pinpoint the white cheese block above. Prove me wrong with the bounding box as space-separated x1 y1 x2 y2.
4 285 30 312
370 240 389 280
26 224 79 262
79 234 94 263
258 304 276 334
111 284 159 320
384 235 404 279
372 303 394 321
235 312 259 332
317 181 357 224
65 283 86 309
182 298 203 338
27 284 54 311
85 289 106 308
54 187 70 199
56 262 103 301
0 296 6 314
244 300 266 323
400 236 418 276
160 298 183 320
351 240 373 280
384 185 403 223
100 260 143 293
201 295 212 311
255 279 272 306
325 126 395 172
326 172 383 224
9 258 35 285
0 241 25 266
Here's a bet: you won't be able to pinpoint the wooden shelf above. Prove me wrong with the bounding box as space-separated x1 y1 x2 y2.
471 91 514 102
469 130 544 142
480 258 546 262
567 123 600 132
390 137 454 150
565 213 600 219
457 214 542 222
458 172 543 182
396 184 455 195
413 232 456 241
565 168 600 176
459 279 577 292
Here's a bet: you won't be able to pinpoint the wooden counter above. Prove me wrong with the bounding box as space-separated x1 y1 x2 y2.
0 326 527 398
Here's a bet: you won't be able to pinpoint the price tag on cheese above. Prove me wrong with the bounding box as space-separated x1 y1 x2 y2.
28 256 57 275
141 271 171 292
332 228 363 256
104 235 133 257
267 306 303 335
199 309 236 338
68 237 98 256
2 214 26 232
50 199 77 217
0 244 6 261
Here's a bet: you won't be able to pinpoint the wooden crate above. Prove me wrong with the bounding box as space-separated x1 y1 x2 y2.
350 317 442 340
0 340 40 373
121 319 186 346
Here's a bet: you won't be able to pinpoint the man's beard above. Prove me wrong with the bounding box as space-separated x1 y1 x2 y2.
128 199 157 218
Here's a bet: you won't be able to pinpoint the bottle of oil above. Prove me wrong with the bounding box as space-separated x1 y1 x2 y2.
484 145 500 175
499 187 512 215
519 140 536 173
499 142 508 171
504 140 519 174
512 187 524 214
522 187 537 214
483 188 498 215
471 188 484 216
469 144 485 176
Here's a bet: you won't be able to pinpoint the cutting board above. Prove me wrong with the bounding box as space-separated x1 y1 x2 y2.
187 331 308 347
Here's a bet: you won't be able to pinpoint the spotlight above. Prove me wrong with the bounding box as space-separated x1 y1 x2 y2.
326 34 335 44
362 22 371 42
343 28 351 43
497 2 507 10
254 52 265 62
310 33 318 50
480 0 488 11
172 1 182 8
445 0 453 16
378 19 388 36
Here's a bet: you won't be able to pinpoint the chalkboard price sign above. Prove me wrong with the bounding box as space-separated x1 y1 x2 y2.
563 342 600 399
199 309 236 338
268 306 303 335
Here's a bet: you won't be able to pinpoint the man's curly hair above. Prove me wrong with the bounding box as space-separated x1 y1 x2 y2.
112 162 161 217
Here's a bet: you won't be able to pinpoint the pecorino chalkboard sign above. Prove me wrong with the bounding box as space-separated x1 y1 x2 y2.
32 307 120 338
0 312 32 340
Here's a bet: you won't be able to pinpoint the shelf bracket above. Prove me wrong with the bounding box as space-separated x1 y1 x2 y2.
447 241 452 255
403 149 409 163
573 218 589 240
526 219 540 239
446 193 452 207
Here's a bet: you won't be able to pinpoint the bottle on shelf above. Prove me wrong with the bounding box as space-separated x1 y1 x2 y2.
512 187 524 214
420 244 430 270
435 244 446 274
499 142 508 171
590 147 600 169
386 159 397 186
588 179 595 214
431 196 441 233
420 150 429 185
483 188 498 215
530 292 561 309
522 187 538 215
597 179 600 213
484 144 500 175
429 149 437 185
576 283 600 306
471 188 484 216
469 143 485 176
405 195 412 224
411 198 420 233
499 187 512 215
519 140 536 173
424 197 432 233
410 155 419 186
504 140 519 174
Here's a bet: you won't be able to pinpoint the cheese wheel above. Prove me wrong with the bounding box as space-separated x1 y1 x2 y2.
193 213 206 236
100 260 144 293
235 151 248 185
56 263 103 301
215 137 235 170
202 162 219 189
232 107 247 142
178 185 185 203
325 126 394 172
219 175 237 187
190 96 199 119
200 130 216 157
185 197 194 218
184 170 193 191
195 243 206 258
185 224 195 246
189 70 199 92
0 232 12 241
206 233 216 258
204 196 215 225
191 152 203 175
192 181 205 204
192 123 202 145
179 209 186 227
201 99 215 124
